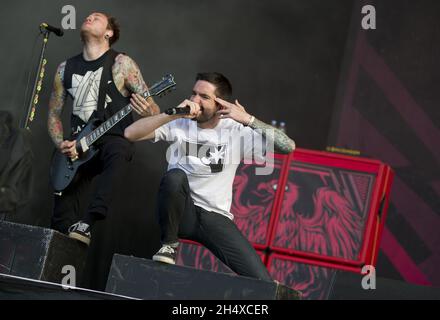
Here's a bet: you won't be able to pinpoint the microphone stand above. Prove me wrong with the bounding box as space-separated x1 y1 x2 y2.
22 27 50 130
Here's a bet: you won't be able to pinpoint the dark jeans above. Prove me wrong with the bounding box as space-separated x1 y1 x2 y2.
51 136 134 234
157 168 272 281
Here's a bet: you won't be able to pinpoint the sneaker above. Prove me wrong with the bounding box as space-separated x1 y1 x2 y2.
152 245 177 264
68 221 91 246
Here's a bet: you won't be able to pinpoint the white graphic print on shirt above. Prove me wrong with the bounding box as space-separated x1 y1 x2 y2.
67 67 112 123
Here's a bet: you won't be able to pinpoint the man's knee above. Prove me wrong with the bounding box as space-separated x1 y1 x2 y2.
160 169 188 193
104 149 132 165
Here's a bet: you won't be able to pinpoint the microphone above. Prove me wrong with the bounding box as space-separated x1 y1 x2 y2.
164 106 191 115
40 23 64 37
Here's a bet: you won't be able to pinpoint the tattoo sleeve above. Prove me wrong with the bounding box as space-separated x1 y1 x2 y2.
249 118 296 154
47 62 67 148
117 55 160 116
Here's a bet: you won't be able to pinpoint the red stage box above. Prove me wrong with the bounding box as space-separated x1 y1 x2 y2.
176 240 266 275
231 153 288 250
267 253 338 300
269 149 394 272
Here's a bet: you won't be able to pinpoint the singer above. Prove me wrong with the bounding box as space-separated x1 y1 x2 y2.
124 72 295 281
47 12 159 245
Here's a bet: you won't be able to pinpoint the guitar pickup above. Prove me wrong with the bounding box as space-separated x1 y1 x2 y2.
79 137 89 152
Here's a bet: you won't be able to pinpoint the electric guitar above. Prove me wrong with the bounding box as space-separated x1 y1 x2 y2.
50 74 176 192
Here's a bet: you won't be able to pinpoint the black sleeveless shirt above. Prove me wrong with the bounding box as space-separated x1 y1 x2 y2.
63 49 133 137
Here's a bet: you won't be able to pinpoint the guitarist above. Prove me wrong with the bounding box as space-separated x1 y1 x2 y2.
47 12 159 245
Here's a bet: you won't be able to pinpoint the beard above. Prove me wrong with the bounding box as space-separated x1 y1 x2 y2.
194 111 218 123
80 29 89 43
189 106 216 123
80 27 102 43
194 113 215 123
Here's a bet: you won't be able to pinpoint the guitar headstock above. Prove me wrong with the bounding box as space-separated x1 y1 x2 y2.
144 74 176 99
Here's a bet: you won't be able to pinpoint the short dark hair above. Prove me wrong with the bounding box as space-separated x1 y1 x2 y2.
196 72 232 100
104 14 120 46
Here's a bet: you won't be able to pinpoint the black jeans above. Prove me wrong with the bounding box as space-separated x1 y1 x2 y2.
51 136 134 234
157 168 272 281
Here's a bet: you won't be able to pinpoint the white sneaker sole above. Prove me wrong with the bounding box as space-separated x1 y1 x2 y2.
68 232 91 246
152 255 175 265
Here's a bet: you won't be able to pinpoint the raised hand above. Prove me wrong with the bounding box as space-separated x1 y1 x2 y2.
215 98 252 125
176 99 202 119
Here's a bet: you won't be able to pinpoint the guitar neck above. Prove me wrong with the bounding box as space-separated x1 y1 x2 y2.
84 102 135 147
81 74 175 148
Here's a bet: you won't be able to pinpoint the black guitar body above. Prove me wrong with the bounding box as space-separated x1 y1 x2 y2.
50 119 100 192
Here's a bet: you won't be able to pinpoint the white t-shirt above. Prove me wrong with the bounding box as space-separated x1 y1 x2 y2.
154 118 266 220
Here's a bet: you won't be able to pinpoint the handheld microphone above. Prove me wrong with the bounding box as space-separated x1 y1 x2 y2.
40 23 64 37
164 106 191 115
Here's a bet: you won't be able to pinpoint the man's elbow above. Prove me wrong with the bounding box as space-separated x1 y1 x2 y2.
289 140 296 153
276 139 296 154
124 126 135 142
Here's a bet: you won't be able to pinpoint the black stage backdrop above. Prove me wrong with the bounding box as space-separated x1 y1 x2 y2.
0 0 353 290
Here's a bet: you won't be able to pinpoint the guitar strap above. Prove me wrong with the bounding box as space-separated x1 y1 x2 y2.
95 49 119 120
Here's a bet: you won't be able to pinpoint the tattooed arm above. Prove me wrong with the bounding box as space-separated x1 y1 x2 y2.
215 98 296 154
113 54 160 117
47 62 67 148
248 118 296 154
47 62 78 158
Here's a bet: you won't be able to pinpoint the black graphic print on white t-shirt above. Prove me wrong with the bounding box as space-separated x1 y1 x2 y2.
154 118 267 219
181 140 227 173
